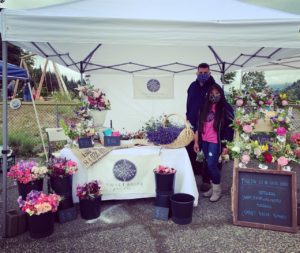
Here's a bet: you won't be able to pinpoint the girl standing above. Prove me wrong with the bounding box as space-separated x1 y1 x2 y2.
194 84 234 202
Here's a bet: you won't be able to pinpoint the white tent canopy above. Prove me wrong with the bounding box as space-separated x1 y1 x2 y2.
2 0 300 75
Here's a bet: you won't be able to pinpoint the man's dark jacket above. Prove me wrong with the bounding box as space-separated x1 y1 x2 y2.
186 76 215 132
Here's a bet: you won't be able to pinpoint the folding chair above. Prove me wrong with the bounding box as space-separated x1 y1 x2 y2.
45 128 69 158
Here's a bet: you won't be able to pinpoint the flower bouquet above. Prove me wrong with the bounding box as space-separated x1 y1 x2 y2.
249 88 273 108
274 92 289 108
8 160 48 199
77 180 102 220
227 87 248 107
47 157 78 178
142 114 194 148
154 165 176 175
290 132 300 160
17 190 61 238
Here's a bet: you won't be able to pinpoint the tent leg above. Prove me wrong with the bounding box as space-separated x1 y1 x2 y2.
1 40 8 238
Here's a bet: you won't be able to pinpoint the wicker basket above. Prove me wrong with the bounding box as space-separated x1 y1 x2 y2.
162 114 194 149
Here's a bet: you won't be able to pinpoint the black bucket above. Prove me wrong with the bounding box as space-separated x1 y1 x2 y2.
28 211 54 239
171 193 195 225
79 196 102 220
17 179 43 200
50 175 72 195
154 172 175 195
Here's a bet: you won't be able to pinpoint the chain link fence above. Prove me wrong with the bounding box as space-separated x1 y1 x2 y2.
0 102 79 156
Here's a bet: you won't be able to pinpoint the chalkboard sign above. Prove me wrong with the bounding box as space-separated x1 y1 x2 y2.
78 137 93 149
233 168 298 233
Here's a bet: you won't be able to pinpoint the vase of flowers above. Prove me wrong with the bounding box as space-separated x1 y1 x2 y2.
7 160 48 200
18 190 61 238
77 85 111 126
154 165 176 195
77 180 102 220
47 157 78 210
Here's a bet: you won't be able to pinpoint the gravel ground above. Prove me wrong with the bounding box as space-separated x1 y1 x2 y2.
0 159 299 253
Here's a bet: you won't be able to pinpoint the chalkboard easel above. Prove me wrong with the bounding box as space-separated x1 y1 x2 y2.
233 168 298 233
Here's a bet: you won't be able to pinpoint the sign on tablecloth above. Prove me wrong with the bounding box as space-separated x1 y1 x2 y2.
88 154 161 195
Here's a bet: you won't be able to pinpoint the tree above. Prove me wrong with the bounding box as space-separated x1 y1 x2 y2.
0 34 35 72
241 71 267 92
223 72 236 85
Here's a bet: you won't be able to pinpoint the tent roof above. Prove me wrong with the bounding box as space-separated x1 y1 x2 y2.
0 61 28 80
2 0 300 75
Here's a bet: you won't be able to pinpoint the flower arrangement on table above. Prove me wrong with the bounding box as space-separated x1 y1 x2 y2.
61 118 97 141
248 88 273 108
7 160 48 184
227 87 249 107
231 108 256 141
77 85 111 112
274 92 289 108
17 190 61 216
290 132 300 159
142 115 185 145
154 165 176 174
270 110 292 141
76 180 102 200
47 157 78 178
120 130 145 140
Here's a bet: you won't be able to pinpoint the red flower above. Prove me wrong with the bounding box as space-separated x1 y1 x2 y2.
263 153 273 163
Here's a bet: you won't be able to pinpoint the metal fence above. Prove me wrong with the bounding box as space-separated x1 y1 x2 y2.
0 102 79 156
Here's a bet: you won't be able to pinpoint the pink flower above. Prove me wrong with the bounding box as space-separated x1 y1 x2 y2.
241 154 250 164
266 100 272 105
281 100 288 106
235 99 244 107
258 101 264 105
277 156 289 166
276 127 287 136
242 125 253 133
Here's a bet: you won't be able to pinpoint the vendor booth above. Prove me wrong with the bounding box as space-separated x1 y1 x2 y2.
2 0 300 237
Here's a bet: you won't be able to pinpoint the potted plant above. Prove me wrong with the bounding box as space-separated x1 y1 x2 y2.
76 180 102 220
17 190 61 238
47 157 78 210
153 165 176 195
7 160 48 199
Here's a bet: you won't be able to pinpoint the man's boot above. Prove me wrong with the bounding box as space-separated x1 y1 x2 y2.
210 183 222 202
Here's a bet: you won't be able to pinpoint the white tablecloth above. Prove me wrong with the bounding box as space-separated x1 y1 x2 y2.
60 146 199 206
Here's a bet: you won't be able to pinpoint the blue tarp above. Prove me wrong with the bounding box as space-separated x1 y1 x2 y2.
0 60 28 80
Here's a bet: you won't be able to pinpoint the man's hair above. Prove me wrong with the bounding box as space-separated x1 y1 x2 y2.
198 63 210 69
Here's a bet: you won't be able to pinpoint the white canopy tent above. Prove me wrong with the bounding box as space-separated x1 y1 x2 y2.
1 0 300 237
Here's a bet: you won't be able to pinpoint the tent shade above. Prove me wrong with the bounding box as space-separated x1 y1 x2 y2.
2 0 300 75
0 61 28 80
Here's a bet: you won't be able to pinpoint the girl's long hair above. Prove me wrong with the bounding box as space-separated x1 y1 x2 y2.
199 84 226 132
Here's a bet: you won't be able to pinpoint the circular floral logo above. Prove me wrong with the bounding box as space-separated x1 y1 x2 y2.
113 159 137 181
147 79 160 92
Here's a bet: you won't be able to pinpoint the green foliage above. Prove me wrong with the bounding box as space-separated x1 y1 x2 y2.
223 72 237 85
242 71 267 92
0 131 42 157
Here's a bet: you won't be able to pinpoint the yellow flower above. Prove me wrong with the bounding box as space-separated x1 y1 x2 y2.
279 93 287 99
261 144 268 152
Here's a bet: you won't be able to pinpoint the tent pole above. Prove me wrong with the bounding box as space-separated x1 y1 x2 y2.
28 83 48 162
1 40 8 238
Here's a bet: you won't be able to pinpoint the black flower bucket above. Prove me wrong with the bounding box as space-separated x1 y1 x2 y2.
79 196 102 220
28 211 55 239
17 179 43 200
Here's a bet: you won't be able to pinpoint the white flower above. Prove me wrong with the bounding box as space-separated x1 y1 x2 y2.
232 146 241 153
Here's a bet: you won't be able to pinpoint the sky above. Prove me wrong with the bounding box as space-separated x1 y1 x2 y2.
2 0 300 86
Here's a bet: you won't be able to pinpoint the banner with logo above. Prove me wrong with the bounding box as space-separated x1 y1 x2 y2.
133 74 174 99
88 154 161 195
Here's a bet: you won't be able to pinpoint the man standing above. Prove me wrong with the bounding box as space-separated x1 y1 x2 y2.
186 63 215 191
